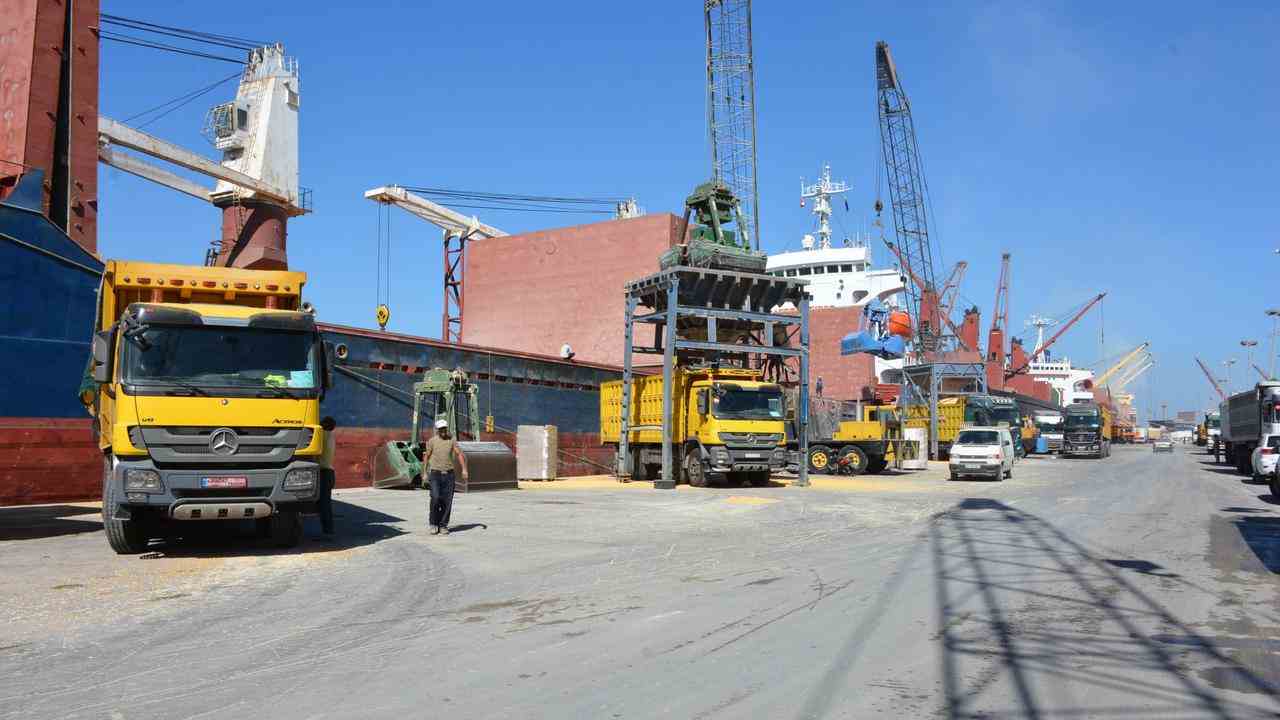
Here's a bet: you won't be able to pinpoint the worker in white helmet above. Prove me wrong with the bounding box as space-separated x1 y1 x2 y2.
422 417 469 535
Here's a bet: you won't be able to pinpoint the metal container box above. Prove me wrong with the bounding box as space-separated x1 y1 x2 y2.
457 441 518 492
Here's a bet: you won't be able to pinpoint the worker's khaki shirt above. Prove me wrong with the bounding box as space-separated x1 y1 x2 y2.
425 435 458 473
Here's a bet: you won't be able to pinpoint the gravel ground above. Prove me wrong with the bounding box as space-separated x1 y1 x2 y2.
2 445 1279 719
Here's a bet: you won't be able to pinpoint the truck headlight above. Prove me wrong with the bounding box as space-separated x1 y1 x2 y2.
713 447 730 463
283 468 317 492
124 468 163 492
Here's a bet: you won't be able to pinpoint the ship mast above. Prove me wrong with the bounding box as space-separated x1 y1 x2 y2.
800 164 850 250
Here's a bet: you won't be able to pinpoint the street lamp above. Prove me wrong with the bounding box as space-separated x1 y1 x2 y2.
1224 358 1237 395
1267 308 1280 379
1242 340 1259 375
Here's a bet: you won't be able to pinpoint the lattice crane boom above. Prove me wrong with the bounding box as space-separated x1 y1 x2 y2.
1097 342 1150 386
705 0 760 249
876 41 942 353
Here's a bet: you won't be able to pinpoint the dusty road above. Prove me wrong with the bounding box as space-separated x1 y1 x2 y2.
3 446 1279 718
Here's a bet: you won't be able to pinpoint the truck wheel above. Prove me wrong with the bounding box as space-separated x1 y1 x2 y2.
837 446 867 476
102 455 149 555
865 457 888 475
269 509 303 548
808 445 835 474
684 449 708 488
1004 466 1013 479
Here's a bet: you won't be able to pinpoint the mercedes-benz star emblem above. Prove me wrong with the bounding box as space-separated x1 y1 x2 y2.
209 428 239 456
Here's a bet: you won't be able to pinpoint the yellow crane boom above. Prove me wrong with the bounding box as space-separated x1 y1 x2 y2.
1097 342 1150 386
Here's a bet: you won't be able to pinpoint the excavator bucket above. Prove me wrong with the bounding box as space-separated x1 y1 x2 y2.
372 440 422 489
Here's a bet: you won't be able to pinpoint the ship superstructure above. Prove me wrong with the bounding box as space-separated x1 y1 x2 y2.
765 165 904 309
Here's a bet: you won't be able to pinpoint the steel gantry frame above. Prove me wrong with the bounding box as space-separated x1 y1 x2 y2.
618 266 810 489
896 362 988 460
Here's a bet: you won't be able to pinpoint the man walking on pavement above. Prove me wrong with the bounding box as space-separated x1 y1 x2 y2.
422 418 469 535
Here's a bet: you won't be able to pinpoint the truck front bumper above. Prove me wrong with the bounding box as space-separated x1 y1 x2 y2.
708 446 788 473
108 456 321 520
1063 443 1100 455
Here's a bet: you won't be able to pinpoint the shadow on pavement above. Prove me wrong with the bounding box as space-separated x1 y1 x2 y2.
929 497 1280 718
1232 516 1280 574
447 523 488 533
0 504 102 541
148 500 408 558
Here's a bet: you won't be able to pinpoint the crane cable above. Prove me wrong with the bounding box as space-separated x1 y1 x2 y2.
122 70 243 128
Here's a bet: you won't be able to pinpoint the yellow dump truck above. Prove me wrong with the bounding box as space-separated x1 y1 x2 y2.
600 367 788 487
82 261 334 553
905 396 994 458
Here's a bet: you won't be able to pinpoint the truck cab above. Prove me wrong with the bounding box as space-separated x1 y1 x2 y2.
1062 402 1112 458
85 262 333 553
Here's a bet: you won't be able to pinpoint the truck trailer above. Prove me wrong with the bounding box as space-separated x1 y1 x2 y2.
1219 382 1280 478
83 261 334 554
600 367 789 487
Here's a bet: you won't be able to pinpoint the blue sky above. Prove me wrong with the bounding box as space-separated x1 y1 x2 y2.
97 1 1279 420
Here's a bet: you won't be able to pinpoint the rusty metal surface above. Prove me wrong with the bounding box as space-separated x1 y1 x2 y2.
457 441 517 492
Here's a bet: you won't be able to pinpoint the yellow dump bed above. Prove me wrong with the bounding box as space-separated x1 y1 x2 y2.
99 260 306 330
905 397 968 443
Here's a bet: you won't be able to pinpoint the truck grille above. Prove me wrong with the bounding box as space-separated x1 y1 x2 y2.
138 426 301 465
1067 433 1095 443
719 432 783 447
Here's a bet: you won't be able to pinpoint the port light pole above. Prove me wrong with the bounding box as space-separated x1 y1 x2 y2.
1267 308 1280 379
1223 358 1237 395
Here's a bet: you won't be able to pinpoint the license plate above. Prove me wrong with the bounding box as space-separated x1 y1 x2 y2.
964 464 983 469
743 453 761 458
200 476 248 489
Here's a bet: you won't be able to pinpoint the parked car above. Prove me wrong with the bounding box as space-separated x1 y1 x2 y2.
1153 440 1174 453
1249 436 1280 482
948 427 1016 481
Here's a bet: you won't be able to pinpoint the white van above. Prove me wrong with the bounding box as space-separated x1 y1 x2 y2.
949 426 1016 481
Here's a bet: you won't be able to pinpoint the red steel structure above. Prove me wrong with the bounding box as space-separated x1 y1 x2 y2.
0 0 100 255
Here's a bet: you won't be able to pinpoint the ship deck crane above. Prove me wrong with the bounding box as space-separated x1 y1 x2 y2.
97 45 309 269
1114 359 1154 391
1096 342 1151 387
986 253 1012 386
881 241 969 351
1005 293 1106 378
1195 357 1227 401
1252 363 1271 381
364 185 507 341
936 261 968 335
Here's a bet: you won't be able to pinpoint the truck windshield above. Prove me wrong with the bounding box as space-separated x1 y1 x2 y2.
123 326 318 392
1208 417 1220 429
955 430 1000 445
1035 417 1063 432
990 407 1019 426
713 388 784 420
1065 412 1100 429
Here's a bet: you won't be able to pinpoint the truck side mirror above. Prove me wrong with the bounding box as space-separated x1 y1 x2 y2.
91 329 114 384
320 416 336 432
322 341 334 390
697 389 709 415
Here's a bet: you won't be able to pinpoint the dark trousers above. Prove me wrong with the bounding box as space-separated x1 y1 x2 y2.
427 470 455 529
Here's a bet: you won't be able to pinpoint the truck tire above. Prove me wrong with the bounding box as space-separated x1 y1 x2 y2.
865 457 888 475
1004 466 1012 479
269 509 303 548
808 445 835 474
684 448 708 488
102 455 149 555
837 445 868 476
